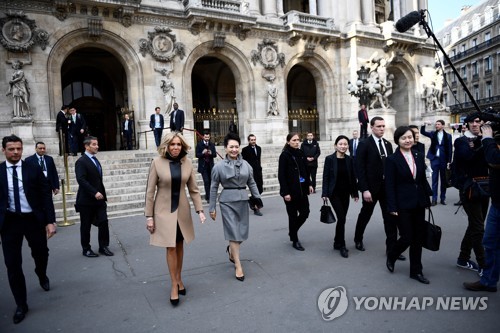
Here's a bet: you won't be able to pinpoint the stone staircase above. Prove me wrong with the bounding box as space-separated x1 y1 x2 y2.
51 141 337 223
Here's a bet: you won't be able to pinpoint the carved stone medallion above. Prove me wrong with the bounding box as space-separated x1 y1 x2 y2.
250 39 285 69
139 26 186 62
0 11 49 53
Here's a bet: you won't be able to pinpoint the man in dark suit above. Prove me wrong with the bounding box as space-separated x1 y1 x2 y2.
195 131 217 202
55 105 68 156
75 136 113 258
0 135 56 324
301 132 321 193
420 119 453 205
121 113 134 150
68 107 86 156
242 134 263 216
349 130 360 158
149 106 164 147
25 142 60 195
169 103 185 133
409 125 425 156
358 104 369 139
354 117 402 259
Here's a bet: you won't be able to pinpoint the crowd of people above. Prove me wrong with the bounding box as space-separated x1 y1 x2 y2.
1 107 499 324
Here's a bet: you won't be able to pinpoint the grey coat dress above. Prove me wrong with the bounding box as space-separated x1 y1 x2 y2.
209 155 261 241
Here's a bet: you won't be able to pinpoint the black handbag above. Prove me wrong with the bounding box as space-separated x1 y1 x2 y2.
463 177 490 202
320 199 336 224
422 208 441 251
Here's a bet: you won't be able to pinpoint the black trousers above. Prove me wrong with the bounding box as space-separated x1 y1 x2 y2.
360 123 368 139
329 193 350 247
123 129 133 150
284 196 310 242
1 212 49 307
459 196 490 267
354 189 397 252
307 165 318 190
200 167 212 201
79 207 110 251
153 128 163 147
387 208 425 276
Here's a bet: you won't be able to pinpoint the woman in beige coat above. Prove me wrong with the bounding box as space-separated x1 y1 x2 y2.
145 132 206 306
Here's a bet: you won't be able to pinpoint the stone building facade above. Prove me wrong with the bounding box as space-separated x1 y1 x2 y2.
1 0 438 152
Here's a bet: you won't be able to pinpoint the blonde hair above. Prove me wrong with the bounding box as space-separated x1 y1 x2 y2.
157 132 191 157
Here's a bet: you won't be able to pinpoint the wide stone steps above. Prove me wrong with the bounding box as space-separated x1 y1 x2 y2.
51 142 336 223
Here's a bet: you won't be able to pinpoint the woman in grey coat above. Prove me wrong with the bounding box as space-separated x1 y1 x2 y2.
209 133 262 282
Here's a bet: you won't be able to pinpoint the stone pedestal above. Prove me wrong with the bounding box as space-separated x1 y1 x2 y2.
266 116 288 144
370 107 397 139
11 117 35 155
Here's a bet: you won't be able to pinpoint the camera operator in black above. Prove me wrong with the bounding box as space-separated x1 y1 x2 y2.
454 113 490 275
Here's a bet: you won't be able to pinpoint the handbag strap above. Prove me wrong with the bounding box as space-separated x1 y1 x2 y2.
323 198 329 206
427 208 435 226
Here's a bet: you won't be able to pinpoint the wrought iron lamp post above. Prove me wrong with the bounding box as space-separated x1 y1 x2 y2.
347 66 377 106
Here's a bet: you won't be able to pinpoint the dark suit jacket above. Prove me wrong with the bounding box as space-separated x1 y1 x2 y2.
241 144 263 192
75 154 107 207
349 138 360 157
25 154 59 191
358 108 369 125
412 142 425 156
56 110 68 133
420 126 452 163
356 135 393 194
278 146 311 199
385 148 432 213
321 153 358 199
122 119 134 134
0 161 55 231
195 140 216 173
169 109 185 132
68 113 86 136
150 113 164 130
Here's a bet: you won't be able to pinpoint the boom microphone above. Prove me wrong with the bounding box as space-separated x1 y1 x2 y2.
395 11 422 33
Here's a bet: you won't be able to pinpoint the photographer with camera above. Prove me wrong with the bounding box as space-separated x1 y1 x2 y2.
453 113 490 276
464 124 499 292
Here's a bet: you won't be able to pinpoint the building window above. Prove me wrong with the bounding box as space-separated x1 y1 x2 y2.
452 72 457 83
485 56 492 72
451 49 456 57
461 44 466 53
485 31 491 42
486 82 492 98
472 14 480 31
472 38 477 47
474 85 479 101
485 7 493 24
461 66 467 79
464 92 468 102
472 61 478 75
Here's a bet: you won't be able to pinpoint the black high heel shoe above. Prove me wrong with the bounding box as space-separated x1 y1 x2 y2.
234 265 245 282
170 298 179 306
178 285 186 296
226 245 235 263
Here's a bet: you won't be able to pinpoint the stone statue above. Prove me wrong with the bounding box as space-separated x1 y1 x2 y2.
382 74 394 108
267 77 279 116
6 60 31 118
160 79 175 115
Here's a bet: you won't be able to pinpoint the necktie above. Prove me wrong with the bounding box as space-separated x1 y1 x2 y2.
92 156 102 175
12 166 21 213
353 140 357 156
40 157 46 171
378 139 386 158
253 146 257 156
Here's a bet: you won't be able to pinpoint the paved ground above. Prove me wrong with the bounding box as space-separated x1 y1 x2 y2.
0 188 497 332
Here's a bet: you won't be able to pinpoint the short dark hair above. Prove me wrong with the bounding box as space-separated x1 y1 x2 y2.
247 134 256 141
436 119 445 126
202 130 210 136
61 105 68 110
393 126 414 145
155 107 160 111
370 116 384 126
2 135 23 149
224 132 240 147
83 136 98 146
335 135 349 145
35 141 45 148
408 125 419 130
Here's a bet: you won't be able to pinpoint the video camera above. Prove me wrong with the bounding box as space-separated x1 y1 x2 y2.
465 107 500 133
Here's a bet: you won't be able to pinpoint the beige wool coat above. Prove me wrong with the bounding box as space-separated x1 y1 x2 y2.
144 155 203 247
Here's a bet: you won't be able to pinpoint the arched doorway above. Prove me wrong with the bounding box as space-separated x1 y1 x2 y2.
287 64 319 139
61 47 127 151
191 56 237 145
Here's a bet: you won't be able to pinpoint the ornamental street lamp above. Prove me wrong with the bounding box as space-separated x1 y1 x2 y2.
347 66 378 106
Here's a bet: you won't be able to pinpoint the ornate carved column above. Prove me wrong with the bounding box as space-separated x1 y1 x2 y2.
347 1 362 25
317 0 333 17
361 0 376 25
262 0 277 17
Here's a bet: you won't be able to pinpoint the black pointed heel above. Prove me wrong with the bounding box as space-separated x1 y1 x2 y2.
226 245 235 263
170 298 179 306
178 285 186 296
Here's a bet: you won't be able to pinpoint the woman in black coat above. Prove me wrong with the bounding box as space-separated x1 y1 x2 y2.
321 135 359 258
385 126 433 284
278 133 314 251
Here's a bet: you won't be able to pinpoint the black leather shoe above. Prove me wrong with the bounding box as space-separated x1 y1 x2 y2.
170 298 179 306
82 249 99 257
39 276 50 291
463 281 497 292
440 200 446 205
98 247 114 256
410 274 430 284
13 304 28 324
292 241 305 251
355 241 365 251
397 254 406 261
454 201 462 206
340 247 349 258
431 200 437 206
235 274 245 282
178 285 186 296
386 258 395 273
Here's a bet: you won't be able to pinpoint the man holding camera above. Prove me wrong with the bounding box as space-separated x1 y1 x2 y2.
454 114 489 276
464 124 499 292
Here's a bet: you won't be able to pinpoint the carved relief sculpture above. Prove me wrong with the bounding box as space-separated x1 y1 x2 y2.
251 39 286 69
161 79 176 115
7 60 31 118
0 11 49 52
266 76 279 116
139 26 186 62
